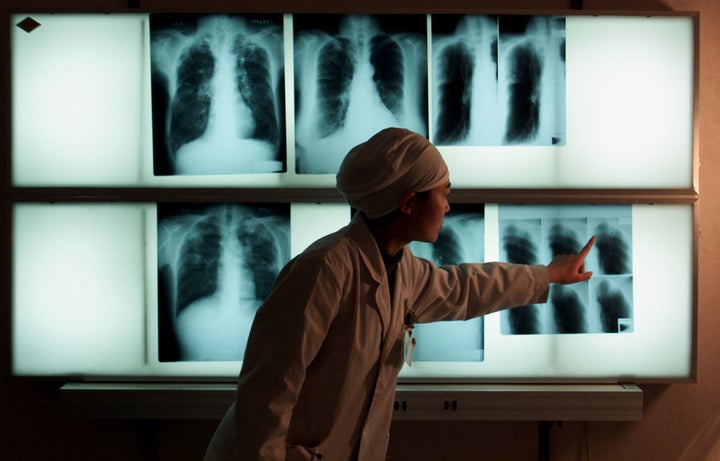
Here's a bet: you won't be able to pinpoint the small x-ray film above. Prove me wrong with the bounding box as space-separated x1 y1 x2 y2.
157 203 290 361
408 205 485 361
498 204 633 335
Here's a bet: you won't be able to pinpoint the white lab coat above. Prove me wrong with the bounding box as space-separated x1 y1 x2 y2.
206 213 550 461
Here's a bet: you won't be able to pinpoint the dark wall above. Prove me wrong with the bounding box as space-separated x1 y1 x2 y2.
3 1 719 460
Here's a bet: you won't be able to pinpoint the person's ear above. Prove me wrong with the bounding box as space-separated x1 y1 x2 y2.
398 192 416 215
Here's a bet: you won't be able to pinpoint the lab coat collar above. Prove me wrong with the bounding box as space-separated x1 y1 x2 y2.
346 212 387 285
345 212 410 334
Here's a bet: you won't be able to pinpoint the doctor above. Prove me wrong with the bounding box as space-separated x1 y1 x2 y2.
206 127 594 461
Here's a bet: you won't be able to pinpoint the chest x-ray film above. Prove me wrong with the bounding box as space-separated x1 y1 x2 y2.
157 203 290 361
293 14 428 174
408 205 485 361
498 204 633 335
431 15 566 147
150 14 286 175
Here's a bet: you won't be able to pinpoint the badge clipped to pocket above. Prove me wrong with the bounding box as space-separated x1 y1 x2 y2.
403 328 416 366
403 309 416 366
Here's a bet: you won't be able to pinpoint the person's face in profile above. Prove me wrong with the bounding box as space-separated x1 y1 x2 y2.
407 183 451 243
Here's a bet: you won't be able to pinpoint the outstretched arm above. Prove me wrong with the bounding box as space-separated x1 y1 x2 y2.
547 236 595 284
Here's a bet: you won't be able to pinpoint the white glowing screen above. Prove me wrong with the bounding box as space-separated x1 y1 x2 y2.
12 203 693 380
11 14 694 188
12 204 148 375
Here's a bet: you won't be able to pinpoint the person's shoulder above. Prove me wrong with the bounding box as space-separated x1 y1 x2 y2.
294 227 357 269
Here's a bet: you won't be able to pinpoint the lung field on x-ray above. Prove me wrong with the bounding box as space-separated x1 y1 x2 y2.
547 222 588 333
434 41 477 144
596 279 633 333
503 28 543 143
167 40 215 156
157 203 290 361
150 14 286 175
314 37 355 137
594 222 632 275
548 222 581 255
550 284 588 334
174 214 222 316
502 222 542 334
432 226 464 267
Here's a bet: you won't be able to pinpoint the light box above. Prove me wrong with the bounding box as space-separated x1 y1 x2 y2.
11 13 695 188
12 202 694 381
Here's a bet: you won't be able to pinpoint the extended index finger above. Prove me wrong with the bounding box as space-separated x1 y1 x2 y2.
578 236 596 259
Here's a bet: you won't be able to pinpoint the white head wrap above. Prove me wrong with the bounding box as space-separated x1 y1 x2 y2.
336 127 450 219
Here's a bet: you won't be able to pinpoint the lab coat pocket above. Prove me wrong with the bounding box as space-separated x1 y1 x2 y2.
286 444 323 460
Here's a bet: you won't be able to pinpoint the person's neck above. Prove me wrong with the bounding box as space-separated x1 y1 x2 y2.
363 213 409 257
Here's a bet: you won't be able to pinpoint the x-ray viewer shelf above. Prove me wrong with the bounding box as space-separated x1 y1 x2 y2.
392 383 642 421
59 383 642 421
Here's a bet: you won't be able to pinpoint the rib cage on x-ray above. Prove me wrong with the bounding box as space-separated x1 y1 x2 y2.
150 14 285 175
499 206 634 335
407 207 485 362
311 34 408 137
294 15 428 174
157 204 290 361
432 15 566 146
